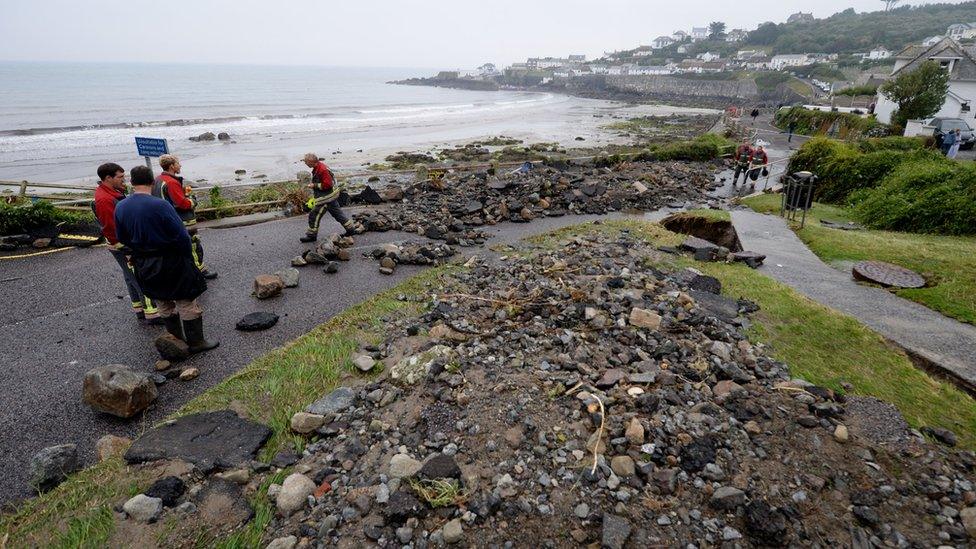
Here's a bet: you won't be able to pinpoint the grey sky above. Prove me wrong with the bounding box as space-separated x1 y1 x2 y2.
0 0 964 68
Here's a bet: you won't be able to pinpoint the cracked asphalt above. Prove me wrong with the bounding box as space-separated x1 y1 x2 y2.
0 209 670 505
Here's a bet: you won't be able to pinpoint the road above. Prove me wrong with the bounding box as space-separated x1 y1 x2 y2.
0 208 678 505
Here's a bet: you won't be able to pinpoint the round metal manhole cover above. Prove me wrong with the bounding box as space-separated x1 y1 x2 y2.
852 260 926 289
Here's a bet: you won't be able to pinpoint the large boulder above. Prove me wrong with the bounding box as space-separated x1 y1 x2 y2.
253 274 284 299
236 312 279 331
83 365 158 418
28 444 80 493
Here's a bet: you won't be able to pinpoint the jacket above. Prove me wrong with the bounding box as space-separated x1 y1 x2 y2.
152 172 196 224
92 183 126 247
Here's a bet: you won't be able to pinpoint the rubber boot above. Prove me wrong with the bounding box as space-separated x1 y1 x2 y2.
200 268 219 280
163 315 185 340
300 233 317 243
183 317 219 354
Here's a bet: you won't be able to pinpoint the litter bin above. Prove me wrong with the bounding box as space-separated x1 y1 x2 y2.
783 171 817 211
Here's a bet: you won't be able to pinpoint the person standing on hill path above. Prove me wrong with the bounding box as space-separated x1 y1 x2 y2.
300 153 364 243
732 141 754 186
92 162 161 325
787 119 797 143
115 166 218 355
947 129 962 159
750 108 760 125
748 145 769 186
151 154 217 279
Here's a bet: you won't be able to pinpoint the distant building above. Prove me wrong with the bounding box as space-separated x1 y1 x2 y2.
726 29 748 42
691 27 709 41
568 54 587 63
589 64 610 74
867 46 892 60
633 46 655 57
697 52 721 62
652 35 676 49
674 59 727 73
923 35 943 46
677 44 690 54
631 65 672 75
947 23 976 40
672 30 690 41
744 57 771 70
875 38 976 125
787 12 814 24
770 54 811 69
478 63 499 76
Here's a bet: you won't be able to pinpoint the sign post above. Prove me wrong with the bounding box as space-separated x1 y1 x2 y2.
134 137 170 176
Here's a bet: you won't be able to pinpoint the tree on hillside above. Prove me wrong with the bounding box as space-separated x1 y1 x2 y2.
709 22 727 39
882 0 901 11
880 60 950 128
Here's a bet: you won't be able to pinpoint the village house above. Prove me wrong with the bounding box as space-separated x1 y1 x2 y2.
744 57 772 70
770 54 811 69
947 23 976 41
568 54 587 63
631 65 672 75
672 30 690 42
677 44 690 54
697 52 721 62
923 35 944 47
652 36 676 49
867 46 892 60
478 63 499 76
633 46 656 57
875 38 976 126
589 64 610 74
691 27 709 41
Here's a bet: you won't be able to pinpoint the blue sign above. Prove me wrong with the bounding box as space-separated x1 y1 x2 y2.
135 137 169 157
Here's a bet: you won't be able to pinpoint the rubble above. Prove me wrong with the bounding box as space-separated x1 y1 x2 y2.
82 364 157 418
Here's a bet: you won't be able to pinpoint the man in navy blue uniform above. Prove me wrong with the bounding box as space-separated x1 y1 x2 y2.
114 165 218 354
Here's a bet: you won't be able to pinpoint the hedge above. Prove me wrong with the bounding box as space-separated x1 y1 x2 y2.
774 106 881 139
0 201 94 236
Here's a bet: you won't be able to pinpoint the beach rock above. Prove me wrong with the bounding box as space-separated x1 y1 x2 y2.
381 186 404 202
274 268 300 288
625 418 645 445
324 261 339 274
833 425 850 443
217 132 230 141
629 308 662 330
195 479 254 526
154 360 171 372
277 473 315 516
189 132 216 142
83 364 158 418
291 255 307 267
601 513 632 549
389 454 423 479
145 476 185 507
352 354 376 372
28 444 80 493
744 500 788 545
610 455 636 477
960 507 976 537
384 491 425 524
95 434 131 462
125 410 272 471
442 519 463 544
124 494 163 523
711 486 747 510
307 386 356 415
236 312 279 331
179 368 200 381
291 412 326 434
921 426 957 447
266 536 297 549
154 334 190 361
253 274 284 299
418 454 461 480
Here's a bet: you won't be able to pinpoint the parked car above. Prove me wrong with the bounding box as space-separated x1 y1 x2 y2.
930 117 975 150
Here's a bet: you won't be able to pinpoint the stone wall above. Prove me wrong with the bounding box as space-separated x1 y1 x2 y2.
605 75 758 99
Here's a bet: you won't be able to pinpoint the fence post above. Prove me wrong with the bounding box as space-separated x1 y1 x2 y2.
19 181 27 198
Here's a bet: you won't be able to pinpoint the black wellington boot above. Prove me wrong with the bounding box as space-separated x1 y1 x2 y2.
163 315 185 340
183 317 219 354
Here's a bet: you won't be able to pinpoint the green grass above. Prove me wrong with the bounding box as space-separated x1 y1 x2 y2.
0 266 454 548
530 219 976 449
742 193 976 324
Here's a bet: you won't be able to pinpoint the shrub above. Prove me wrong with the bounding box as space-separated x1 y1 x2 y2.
856 136 929 153
774 106 881 138
785 137 851 174
641 134 732 162
853 161 976 235
0 200 93 235
817 149 941 203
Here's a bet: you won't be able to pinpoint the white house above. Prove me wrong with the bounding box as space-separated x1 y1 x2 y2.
691 27 709 41
568 54 587 63
677 44 690 54
589 64 610 74
631 65 672 75
652 35 675 49
867 46 892 60
633 46 655 57
947 23 976 41
672 30 689 41
770 54 811 69
697 52 721 62
923 35 944 47
875 38 976 126
478 63 499 76
607 65 626 75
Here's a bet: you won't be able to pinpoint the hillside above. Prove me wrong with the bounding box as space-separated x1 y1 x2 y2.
745 1 976 54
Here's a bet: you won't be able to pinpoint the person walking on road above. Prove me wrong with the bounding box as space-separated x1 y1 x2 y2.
750 108 760 124
92 162 161 324
947 129 962 159
941 128 957 156
300 153 363 242
152 154 217 279
115 166 218 355
732 141 754 186
748 145 769 186
787 119 797 143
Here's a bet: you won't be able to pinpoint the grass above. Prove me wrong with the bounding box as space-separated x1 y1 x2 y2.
529 219 976 450
0 266 454 548
407 478 467 508
742 193 976 325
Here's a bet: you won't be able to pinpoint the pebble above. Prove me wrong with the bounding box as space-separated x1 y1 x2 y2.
575 503 590 518
123 494 163 523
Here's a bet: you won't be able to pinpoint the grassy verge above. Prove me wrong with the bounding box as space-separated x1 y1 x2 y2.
530 219 976 450
0 266 454 548
741 193 976 324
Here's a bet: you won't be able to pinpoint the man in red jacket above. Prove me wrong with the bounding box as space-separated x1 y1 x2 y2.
92 162 160 324
152 154 217 279
300 153 363 242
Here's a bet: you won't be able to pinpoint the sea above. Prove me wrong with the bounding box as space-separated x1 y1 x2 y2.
0 63 567 185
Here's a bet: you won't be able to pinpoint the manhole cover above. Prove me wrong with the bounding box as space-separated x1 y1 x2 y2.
852 260 926 289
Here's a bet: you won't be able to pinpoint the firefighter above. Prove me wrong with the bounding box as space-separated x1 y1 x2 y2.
115 166 218 355
732 141 753 186
152 154 217 279
300 153 363 243
92 162 161 324
748 145 769 185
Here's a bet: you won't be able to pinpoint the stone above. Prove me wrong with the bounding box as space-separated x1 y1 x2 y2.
625 418 645 446
833 425 850 443
389 454 423 479
730 251 766 268
154 360 171 371
629 308 662 330
290 412 326 434
960 507 976 537
601 513 632 549
277 473 315 516
429 324 467 341
595 368 627 389
28 444 79 493
353 354 377 372
83 364 158 418
144 476 185 507
384 491 425 524
236 312 279 331
633 181 648 193
381 186 405 202
189 132 216 142
688 274 722 295
291 255 307 267
712 380 744 399
253 274 284 299
32 237 52 249
921 426 958 447
418 453 461 480
124 494 163 523
442 518 463 544
179 368 200 381
306 386 356 415
274 268 300 288
610 455 636 477
154 334 190 361
379 266 395 275
125 410 271 472
95 435 131 462
324 261 339 274
266 536 298 549
744 500 787 544
575 503 590 518
711 486 747 510
195 479 254 527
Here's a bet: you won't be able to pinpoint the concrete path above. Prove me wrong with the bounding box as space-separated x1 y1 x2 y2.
732 209 976 391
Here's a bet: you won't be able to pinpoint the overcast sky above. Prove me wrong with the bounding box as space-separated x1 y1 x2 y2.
0 0 965 68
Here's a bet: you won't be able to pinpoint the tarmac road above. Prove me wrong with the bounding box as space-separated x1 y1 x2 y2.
0 208 673 505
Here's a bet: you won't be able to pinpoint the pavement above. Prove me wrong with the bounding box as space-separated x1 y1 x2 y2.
731 209 976 392
0 207 673 505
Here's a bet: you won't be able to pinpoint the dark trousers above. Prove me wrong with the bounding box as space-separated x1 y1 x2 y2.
733 163 750 184
307 193 350 234
110 249 156 314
